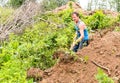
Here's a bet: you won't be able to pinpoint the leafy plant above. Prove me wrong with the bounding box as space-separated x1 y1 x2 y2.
95 68 114 83
83 55 89 63
0 58 31 82
86 10 111 30
114 26 120 32
58 9 73 23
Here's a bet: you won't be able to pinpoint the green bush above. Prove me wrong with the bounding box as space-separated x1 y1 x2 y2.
58 9 73 24
114 26 120 32
86 10 111 30
95 68 114 83
0 59 31 82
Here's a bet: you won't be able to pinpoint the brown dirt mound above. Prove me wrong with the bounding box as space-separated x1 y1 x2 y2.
27 30 120 83
53 1 83 13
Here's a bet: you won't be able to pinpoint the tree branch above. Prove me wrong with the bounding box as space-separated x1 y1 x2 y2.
91 60 111 75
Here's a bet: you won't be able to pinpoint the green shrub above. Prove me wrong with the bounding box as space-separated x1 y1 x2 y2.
114 26 120 32
86 10 111 30
95 68 114 83
0 58 31 82
58 9 73 23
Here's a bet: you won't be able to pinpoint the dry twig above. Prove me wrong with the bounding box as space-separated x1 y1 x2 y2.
91 60 111 75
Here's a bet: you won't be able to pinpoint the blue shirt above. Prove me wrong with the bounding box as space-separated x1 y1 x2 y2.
75 21 89 41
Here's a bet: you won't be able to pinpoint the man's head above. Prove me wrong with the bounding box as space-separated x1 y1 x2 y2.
71 12 79 23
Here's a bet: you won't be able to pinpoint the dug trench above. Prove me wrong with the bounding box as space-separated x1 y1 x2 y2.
27 25 120 83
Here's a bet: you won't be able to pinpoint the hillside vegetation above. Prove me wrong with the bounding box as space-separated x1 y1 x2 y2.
0 1 120 83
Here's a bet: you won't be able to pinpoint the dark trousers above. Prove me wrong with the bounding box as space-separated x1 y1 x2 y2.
73 40 89 52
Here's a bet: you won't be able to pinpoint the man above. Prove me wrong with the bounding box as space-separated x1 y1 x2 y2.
70 12 89 52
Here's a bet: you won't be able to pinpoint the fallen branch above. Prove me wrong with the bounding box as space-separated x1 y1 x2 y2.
91 60 111 75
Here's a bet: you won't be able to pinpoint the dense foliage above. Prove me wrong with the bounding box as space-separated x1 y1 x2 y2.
0 8 74 82
85 10 118 30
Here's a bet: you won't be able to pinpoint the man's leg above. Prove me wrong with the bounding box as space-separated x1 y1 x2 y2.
78 40 84 49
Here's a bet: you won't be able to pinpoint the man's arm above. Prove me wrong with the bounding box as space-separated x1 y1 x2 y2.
75 23 85 44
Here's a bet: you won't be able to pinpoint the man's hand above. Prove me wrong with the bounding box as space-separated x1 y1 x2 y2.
70 41 78 50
